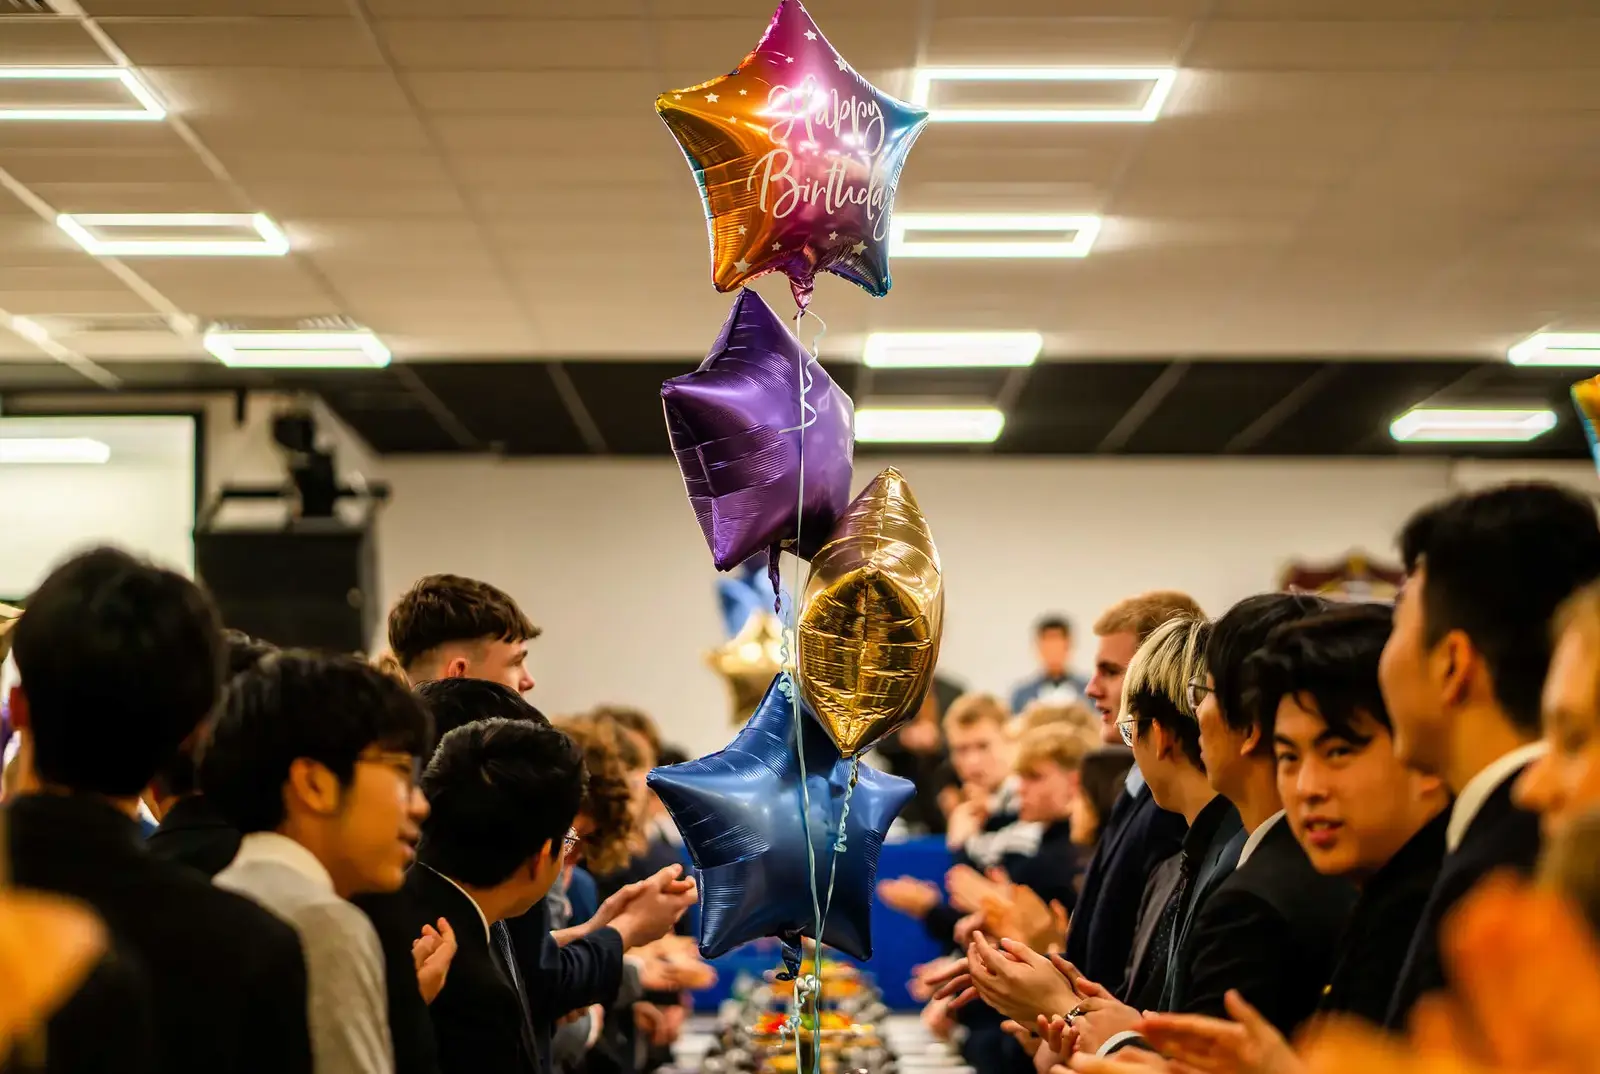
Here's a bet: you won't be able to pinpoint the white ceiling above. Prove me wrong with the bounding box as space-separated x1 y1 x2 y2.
2 0 1599 375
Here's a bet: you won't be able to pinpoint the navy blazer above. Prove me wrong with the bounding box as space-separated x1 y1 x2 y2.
1385 772 1541 1029
1064 782 1187 997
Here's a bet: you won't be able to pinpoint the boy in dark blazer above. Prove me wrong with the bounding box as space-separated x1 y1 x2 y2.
1377 483 1600 1028
5 548 312 1074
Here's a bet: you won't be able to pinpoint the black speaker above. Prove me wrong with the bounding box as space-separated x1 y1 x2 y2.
195 521 377 654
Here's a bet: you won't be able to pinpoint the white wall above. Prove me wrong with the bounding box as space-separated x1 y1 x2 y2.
369 453 1599 755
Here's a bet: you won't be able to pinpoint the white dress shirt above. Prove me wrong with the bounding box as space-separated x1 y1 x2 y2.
1237 810 1286 869
1445 741 1547 853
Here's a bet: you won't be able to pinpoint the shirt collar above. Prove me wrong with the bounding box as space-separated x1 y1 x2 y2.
1237 810 1286 868
230 831 335 893
424 864 493 944
1124 765 1146 795
1446 741 1547 853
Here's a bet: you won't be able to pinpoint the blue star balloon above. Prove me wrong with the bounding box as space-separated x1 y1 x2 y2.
648 673 914 962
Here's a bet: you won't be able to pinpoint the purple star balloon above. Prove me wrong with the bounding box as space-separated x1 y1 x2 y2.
663 288 854 572
656 0 930 309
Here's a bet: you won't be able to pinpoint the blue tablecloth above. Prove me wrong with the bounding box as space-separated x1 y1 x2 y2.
693 835 951 1011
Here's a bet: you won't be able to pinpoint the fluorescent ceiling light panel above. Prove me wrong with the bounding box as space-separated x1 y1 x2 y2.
203 329 392 369
1507 332 1600 367
856 407 1006 444
0 437 111 464
0 67 166 121
56 213 289 257
891 214 1101 259
863 332 1043 369
910 67 1176 123
1389 407 1557 443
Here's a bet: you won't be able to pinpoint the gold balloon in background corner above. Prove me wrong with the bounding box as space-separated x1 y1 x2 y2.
797 467 943 757
0 603 19 664
706 612 789 725
1573 374 1600 473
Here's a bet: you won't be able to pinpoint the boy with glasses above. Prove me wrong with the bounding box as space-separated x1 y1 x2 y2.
205 652 434 1074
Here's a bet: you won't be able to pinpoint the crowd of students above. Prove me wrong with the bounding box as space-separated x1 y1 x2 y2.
0 564 709 1074
873 480 1600 1074
9 477 1600 1074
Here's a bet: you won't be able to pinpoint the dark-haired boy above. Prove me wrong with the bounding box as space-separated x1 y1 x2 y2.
403 717 693 1074
1379 482 1600 1027
147 629 279 878
388 574 539 693
5 547 312 1074
205 652 434 1074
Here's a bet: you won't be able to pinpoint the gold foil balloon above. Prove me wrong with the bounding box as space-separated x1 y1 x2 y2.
707 612 789 724
0 603 17 664
1574 375 1600 473
797 468 943 757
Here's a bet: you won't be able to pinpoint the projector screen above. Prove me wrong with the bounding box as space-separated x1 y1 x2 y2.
0 413 198 601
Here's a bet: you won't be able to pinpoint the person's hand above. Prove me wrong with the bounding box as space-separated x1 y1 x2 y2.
879 877 943 919
659 1004 686 1045
1299 1016 1484 1074
1136 990 1302 1074
983 881 1070 952
946 798 991 850
922 996 957 1040
633 1002 677 1048
1034 1015 1076 1074
631 953 682 992
611 866 699 949
927 953 980 1009
1004 1019 1044 1058
411 917 458 1005
910 956 962 1002
955 910 987 948
947 864 1003 914
1066 1050 1179 1074
557 1008 586 1027
1440 873 1600 1074
967 932 1078 1025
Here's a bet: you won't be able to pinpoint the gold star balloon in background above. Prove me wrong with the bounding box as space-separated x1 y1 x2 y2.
706 611 789 725
797 467 943 757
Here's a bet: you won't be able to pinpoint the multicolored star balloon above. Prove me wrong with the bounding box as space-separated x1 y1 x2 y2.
656 0 929 309
648 673 916 962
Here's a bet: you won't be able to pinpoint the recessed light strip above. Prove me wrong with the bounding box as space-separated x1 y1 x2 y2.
890 214 1101 259
856 407 1006 444
0 437 112 464
0 67 166 121
911 67 1177 123
56 213 290 257
1390 408 1557 443
863 332 1042 369
203 329 392 369
1507 333 1600 368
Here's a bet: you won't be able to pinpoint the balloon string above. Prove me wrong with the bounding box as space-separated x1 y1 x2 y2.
779 304 828 1074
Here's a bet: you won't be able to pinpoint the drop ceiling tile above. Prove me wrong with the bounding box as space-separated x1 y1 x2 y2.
1179 70 1433 113
656 16 915 70
141 69 412 116
28 181 248 214
102 17 383 66
1215 0 1495 16
925 15 1191 64
0 122 192 153
405 70 662 114
82 0 342 12
184 113 431 151
0 17 111 64
1453 18 1600 67
1187 19 1460 69
369 0 639 13
0 150 217 185
377 19 653 70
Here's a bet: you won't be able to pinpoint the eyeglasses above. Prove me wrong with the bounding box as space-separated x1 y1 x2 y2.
1186 679 1214 714
562 828 581 855
358 750 423 788
1116 717 1139 748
